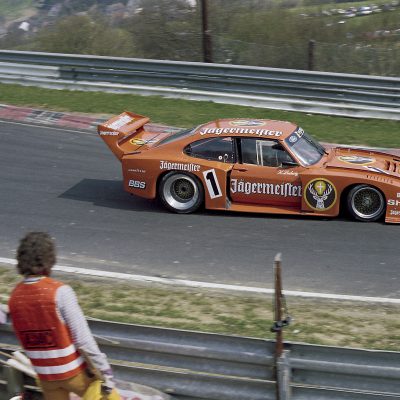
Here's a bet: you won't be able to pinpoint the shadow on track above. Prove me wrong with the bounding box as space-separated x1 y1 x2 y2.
59 178 164 213
59 178 370 225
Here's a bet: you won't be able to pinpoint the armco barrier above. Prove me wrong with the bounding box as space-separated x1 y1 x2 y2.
2 320 400 400
0 50 399 120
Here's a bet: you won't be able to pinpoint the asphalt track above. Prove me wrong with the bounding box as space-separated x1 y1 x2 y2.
1 120 400 299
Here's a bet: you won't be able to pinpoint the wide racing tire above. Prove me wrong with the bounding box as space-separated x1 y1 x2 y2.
159 172 204 214
347 184 385 222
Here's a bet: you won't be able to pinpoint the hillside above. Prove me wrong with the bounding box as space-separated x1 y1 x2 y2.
0 0 399 75
0 0 36 26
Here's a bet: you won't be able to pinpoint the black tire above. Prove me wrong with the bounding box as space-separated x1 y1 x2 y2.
347 184 385 222
159 172 204 214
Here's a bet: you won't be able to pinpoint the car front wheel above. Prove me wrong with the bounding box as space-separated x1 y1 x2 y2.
159 172 204 213
347 185 385 222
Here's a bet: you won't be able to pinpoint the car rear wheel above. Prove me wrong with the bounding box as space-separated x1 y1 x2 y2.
347 185 385 222
159 172 204 213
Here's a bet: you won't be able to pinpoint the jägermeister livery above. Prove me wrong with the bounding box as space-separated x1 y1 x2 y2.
98 112 400 223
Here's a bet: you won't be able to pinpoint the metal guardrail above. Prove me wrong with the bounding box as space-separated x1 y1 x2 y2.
0 50 399 120
2 320 400 400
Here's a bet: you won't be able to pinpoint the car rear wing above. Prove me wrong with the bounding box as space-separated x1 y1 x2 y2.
97 112 150 161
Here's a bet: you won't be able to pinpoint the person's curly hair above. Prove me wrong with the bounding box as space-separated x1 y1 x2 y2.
16 232 56 276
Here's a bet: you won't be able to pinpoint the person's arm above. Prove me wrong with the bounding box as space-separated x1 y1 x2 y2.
0 304 8 324
56 285 115 388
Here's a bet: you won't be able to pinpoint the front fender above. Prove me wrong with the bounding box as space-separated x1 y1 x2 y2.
300 175 341 217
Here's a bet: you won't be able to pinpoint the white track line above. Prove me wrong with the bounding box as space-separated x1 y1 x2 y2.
1 257 399 304
0 119 95 135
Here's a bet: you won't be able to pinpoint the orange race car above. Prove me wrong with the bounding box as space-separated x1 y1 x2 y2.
98 111 400 223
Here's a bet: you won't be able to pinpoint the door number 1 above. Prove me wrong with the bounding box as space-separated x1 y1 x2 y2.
203 169 222 199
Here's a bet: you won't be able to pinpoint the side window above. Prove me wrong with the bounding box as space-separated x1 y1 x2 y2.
241 138 259 165
241 139 296 167
272 143 297 166
184 137 235 163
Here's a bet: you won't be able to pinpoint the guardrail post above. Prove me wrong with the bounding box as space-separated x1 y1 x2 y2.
4 365 24 398
276 350 291 400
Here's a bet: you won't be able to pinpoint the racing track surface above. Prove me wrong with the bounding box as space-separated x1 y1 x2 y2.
1 120 399 299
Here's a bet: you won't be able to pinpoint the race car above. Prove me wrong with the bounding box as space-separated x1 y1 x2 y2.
98 111 400 223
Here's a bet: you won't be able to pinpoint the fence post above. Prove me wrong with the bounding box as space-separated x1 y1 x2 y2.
276 350 291 400
272 254 292 400
308 40 315 71
4 365 24 398
200 0 213 63
273 254 284 359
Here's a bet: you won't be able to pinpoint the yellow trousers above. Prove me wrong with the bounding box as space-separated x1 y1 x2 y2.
39 370 95 400
39 371 121 400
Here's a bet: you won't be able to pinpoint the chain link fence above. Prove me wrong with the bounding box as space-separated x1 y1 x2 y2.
314 42 400 76
2 30 400 76
212 36 400 76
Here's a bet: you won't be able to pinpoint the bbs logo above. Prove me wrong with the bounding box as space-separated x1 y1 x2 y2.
128 180 146 189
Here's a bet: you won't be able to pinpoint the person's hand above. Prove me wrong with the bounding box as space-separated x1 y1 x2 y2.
101 369 115 395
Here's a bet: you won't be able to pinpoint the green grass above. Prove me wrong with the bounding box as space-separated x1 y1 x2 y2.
0 0 35 21
0 83 399 147
2 266 400 351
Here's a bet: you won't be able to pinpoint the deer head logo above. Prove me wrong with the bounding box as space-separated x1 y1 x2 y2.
307 180 334 210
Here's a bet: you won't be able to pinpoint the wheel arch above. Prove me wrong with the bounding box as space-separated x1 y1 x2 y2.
344 182 387 221
157 170 205 213
340 183 386 215
340 183 386 209
339 184 357 216
156 170 205 197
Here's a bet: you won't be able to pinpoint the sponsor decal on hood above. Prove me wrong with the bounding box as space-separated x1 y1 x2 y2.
338 155 375 165
229 120 266 127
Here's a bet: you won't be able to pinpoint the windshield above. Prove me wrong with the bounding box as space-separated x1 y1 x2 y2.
156 127 196 146
285 128 325 166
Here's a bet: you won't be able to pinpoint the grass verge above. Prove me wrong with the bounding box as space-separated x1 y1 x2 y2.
0 83 400 148
0 0 34 22
1 265 399 351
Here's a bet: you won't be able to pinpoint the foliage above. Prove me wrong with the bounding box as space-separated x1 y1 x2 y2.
37 0 127 11
0 0 33 16
1 0 400 75
33 15 136 57
122 0 201 61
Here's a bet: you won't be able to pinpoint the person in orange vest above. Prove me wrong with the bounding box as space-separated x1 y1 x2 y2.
8 232 118 400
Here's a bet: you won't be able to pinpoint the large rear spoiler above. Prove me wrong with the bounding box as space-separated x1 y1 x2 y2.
97 111 150 161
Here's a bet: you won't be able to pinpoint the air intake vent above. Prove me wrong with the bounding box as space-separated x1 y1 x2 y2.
384 160 400 174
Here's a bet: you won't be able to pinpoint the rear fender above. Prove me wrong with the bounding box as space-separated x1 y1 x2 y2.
155 164 231 210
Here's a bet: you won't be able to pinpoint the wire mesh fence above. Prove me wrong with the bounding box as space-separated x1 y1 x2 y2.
212 36 400 76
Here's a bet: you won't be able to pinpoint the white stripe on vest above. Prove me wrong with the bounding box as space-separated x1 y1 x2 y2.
26 344 77 359
32 356 85 375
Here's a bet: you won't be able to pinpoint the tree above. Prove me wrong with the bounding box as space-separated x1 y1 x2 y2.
34 15 136 56
123 0 201 60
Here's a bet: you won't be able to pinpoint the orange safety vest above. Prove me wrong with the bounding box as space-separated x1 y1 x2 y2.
8 277 86 381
